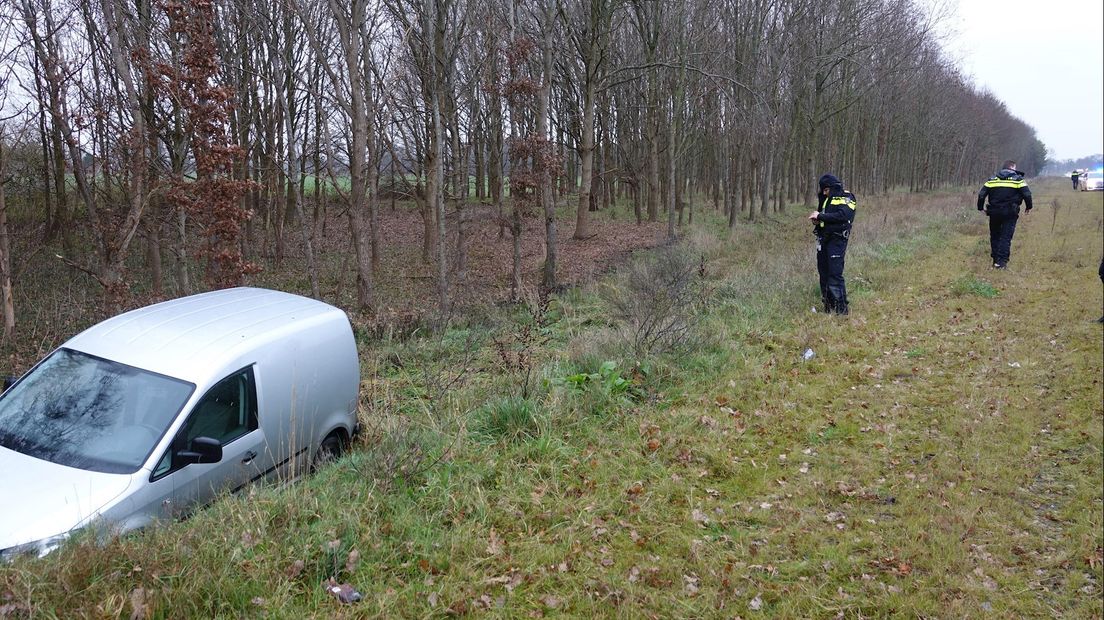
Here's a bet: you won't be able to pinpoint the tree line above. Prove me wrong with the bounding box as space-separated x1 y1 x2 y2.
0 0 1047 336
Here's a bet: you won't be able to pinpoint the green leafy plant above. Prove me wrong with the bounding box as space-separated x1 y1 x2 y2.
556 361 640 404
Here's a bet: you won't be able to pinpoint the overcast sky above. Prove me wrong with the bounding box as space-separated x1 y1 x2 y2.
934 0 1104 160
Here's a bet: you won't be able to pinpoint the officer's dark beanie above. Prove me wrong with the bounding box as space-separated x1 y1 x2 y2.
818 174 842 190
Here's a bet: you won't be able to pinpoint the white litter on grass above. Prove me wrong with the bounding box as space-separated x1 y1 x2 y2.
803 348 816 361
1008 362 1021 368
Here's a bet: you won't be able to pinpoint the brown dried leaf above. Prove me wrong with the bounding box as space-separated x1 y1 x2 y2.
345 549 361 575
128 588 150 620
486 528 504 556
285 559 305 579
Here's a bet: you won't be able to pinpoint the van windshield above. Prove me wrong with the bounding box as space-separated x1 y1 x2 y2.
0 348 194 474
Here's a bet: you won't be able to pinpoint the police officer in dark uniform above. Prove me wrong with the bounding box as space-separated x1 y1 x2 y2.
1097 258 1103 323
977 159 1032 269
1071 169 1080 190
808 174 857 315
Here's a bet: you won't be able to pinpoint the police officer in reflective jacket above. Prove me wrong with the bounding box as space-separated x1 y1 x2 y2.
977 159 1032 269
808 174 857 315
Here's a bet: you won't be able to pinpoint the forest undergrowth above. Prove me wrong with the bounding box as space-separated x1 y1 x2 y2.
1 179 1101 618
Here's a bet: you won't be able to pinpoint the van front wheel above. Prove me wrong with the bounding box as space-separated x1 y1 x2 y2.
313 432 346 471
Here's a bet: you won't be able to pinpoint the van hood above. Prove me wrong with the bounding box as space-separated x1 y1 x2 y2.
0 446 132 551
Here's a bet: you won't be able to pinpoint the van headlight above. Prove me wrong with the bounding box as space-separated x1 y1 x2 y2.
0 532 71 561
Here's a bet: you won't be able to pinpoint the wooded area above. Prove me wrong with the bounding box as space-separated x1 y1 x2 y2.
0 0 1047 335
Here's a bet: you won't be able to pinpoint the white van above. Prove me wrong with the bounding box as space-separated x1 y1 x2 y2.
0 288 360 558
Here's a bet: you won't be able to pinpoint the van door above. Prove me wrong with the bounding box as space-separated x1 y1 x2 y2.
150 367 270 517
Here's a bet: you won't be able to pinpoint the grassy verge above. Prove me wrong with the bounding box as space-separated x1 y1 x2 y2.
1 180 1100 618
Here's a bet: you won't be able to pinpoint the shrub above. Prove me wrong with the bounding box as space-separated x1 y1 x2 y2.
604 245 706 357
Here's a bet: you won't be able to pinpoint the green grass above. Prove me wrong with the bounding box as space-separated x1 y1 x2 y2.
952 274 1001 298
1 180 1100 618
472 396 541 441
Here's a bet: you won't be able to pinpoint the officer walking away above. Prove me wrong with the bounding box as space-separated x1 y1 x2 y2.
977 159 1032 269
1071 169 1080 190
807 173 857 314
1097 258 1103 323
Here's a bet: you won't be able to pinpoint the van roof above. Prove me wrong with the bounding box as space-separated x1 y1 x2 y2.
63 288 347 384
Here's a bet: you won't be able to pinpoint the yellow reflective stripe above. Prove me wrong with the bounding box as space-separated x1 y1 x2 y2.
984 180 1026 188
829 197 857 209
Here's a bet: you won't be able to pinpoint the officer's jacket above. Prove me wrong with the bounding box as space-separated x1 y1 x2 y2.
977 168 1032 215
816 190 857 238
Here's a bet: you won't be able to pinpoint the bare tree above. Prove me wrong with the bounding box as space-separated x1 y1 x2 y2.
296 0 380 311
562 0 617 240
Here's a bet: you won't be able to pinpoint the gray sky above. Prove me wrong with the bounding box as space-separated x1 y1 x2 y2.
935 0 1104 160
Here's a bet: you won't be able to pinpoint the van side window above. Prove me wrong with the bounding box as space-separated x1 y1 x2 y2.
152 367 258 478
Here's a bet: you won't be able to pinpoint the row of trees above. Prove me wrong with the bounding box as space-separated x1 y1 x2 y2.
0 0 1046 332
1042 154 1103 176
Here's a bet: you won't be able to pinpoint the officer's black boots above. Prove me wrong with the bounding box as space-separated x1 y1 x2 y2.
821 295 848 315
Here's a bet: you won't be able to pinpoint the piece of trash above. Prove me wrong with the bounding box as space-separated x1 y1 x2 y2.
811 307 818 313
325 579 363 604
802 348 816 361
1007 362 1021 368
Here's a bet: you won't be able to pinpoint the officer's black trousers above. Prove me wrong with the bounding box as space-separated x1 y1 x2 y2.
987 212 1018 266
817 235 849 314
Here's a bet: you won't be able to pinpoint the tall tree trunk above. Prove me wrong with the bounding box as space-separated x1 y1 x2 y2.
645 97 660 222
539 13 556 291
0 133 14 339
428 0 448 313
573 66 596 239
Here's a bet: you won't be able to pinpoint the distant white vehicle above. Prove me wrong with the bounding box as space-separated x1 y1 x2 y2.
0 288 360 558
1079 170 1103 191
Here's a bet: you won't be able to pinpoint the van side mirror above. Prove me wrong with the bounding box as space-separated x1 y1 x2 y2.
177 436 223 465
